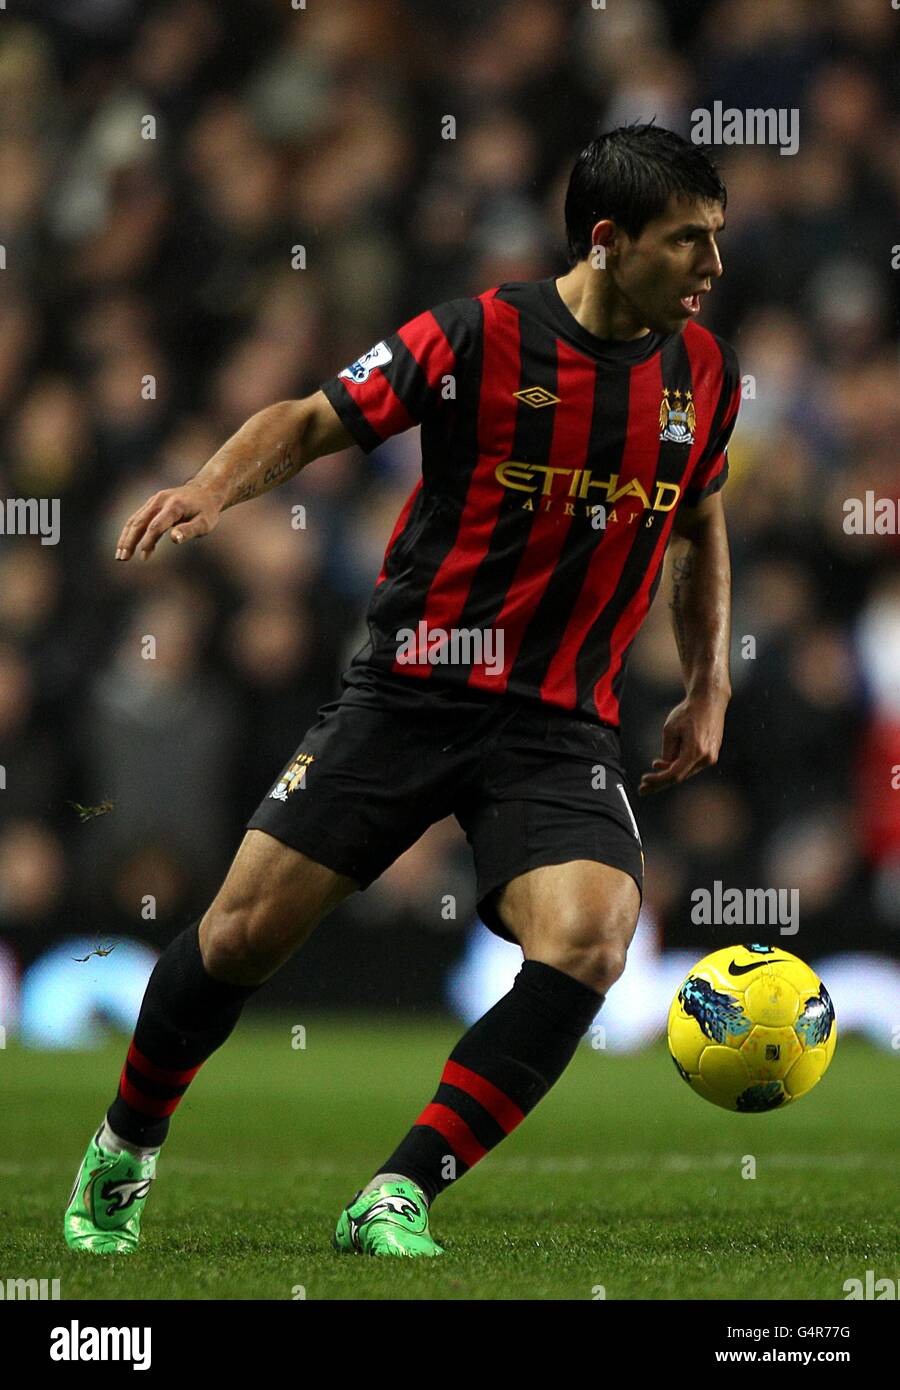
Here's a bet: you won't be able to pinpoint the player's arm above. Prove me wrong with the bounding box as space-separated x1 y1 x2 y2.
114 391 352 561
638 491 732 795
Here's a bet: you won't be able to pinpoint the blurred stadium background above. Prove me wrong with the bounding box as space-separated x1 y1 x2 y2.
1 0 899 1050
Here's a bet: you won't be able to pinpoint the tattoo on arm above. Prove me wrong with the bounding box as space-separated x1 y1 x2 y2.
263 444 297 488
230 480 261 506
670 551 694 664
225 443 299 510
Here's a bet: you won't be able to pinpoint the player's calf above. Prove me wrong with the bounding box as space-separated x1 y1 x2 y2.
64 831 356 1253
334 860 640 1256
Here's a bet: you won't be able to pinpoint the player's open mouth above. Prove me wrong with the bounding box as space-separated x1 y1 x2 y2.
679 293 702 315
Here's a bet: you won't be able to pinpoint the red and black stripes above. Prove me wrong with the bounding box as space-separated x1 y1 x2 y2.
373 959 604 1203
386 292 523 679
106 920 258 1149
321 279 741 728
414 1057 531 1171
682 323 741 504
577 333 691 724
117 1042 203 1119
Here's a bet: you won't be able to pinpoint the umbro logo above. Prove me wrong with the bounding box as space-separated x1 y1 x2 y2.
514 386 560 409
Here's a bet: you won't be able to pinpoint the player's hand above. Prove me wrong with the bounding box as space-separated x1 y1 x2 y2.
638 690 728 796
114 480 225 561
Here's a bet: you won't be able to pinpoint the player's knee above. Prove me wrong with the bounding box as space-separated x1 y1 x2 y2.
568 935 629 994
199 904 281 986
546 907 633 993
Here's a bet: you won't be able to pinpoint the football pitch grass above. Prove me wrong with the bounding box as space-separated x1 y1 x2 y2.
2 1016 897 1301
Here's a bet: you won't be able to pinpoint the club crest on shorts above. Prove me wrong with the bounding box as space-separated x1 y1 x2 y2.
269 752 315 801
339 340 392 385
658 387 696 444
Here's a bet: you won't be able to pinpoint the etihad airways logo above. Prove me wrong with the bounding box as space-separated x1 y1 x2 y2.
494 461 681 521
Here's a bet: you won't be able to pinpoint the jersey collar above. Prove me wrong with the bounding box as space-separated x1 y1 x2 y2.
537 276 671 363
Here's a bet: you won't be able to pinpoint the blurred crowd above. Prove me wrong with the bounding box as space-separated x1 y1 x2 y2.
0 0 898 1008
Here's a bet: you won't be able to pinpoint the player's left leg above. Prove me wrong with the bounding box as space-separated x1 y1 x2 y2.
334 859 639 1257
491 858 641 989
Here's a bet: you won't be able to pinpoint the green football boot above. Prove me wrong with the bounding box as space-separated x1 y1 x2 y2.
64 1127 157 1254
333 1179 444 1257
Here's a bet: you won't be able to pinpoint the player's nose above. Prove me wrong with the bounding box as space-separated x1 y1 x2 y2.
698 242 724 280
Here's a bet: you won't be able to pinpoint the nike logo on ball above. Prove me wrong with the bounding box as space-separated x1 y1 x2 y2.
728 959 788 975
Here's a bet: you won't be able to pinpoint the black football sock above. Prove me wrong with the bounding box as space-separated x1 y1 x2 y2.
371 960 604 1204
105 919 260 1149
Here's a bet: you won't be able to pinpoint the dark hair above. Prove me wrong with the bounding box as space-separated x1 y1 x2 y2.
564 123 727 265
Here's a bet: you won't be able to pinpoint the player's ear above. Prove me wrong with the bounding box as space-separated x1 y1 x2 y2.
590 218 617 260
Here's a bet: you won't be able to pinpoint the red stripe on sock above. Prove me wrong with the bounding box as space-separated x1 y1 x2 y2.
441 1059 525 1133
126 1041 202 1088
118 1068 182 1118
416 1103 487 1168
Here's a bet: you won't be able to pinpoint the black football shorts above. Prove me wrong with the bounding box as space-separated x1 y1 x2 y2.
246 667 644 943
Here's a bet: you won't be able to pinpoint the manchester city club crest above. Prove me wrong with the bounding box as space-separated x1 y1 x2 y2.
269 752 315 801
658 387 696 444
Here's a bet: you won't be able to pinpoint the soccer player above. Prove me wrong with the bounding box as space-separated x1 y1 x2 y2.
65 124 740 1257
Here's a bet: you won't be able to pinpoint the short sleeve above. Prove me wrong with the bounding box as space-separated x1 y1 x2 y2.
681 342 741 507
321 298 478 454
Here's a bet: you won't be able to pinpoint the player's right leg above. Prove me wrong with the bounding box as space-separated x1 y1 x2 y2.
64 830 357 1253
66 671 479 1254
